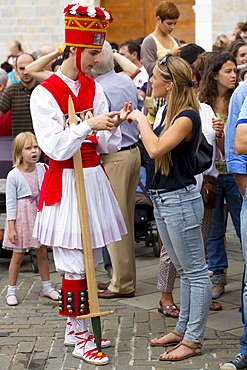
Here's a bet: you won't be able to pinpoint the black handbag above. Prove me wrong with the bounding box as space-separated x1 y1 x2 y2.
194 133 213 175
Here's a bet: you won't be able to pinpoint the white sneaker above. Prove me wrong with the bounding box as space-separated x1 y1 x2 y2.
43 289 59 300
6 294 18 306
72 332 109 365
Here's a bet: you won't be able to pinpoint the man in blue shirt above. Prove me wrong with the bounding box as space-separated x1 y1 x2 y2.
221 80 247 370
92 41 143 299
225 79 247 197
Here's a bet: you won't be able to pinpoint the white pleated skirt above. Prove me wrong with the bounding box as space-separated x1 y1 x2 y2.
33 165 127 249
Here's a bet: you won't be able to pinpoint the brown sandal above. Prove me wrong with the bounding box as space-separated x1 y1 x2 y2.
210 300 222 311
150 330 183 347
158 301 180 318
159 341 202 361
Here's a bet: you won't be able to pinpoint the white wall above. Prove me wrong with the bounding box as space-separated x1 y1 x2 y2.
0 0 99 63
194 0 247 51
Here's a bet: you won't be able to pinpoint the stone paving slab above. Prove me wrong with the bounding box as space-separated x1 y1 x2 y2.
0 218 244 369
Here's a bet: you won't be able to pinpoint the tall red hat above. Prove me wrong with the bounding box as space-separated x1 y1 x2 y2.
64 3 114 49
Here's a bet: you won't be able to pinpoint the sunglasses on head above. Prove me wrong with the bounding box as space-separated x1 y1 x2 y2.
159 53 173 81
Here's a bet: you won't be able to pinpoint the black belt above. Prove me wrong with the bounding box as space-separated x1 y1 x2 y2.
118 143 137 152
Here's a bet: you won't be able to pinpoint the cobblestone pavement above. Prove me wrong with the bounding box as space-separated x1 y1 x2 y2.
0 219 244 370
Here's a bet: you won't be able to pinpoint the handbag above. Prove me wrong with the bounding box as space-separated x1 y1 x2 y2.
201 175 218 209
194 133 213 175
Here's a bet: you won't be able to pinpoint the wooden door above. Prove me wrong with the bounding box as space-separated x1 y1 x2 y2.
101 0 195 45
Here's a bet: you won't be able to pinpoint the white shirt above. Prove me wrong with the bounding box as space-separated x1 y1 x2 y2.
30 68 122 161
133 65 149 89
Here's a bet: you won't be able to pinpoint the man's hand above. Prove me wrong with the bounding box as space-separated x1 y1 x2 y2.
87 112 120 131
86 102 132 131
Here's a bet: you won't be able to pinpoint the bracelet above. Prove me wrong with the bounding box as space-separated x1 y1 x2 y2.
215 132 224 138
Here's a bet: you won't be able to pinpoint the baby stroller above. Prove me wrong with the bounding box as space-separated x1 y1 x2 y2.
0 137 38 273
134 166 160 257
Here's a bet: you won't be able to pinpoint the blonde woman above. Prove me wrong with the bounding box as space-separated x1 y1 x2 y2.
128 55 211 361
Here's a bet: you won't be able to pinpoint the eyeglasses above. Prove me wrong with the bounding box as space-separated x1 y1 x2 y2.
160 53 173 81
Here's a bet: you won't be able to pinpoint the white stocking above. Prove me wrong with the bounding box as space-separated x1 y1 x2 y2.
72 317 95 350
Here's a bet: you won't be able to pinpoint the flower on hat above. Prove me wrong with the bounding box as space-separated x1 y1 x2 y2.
64 3 113 22
87 5 96 17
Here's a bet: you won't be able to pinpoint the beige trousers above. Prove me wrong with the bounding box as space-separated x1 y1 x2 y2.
102 146 140 294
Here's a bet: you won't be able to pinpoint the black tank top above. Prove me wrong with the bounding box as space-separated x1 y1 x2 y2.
146 109 201 191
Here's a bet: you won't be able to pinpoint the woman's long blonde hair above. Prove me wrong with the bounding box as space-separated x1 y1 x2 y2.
155 55 201 175
13 131 40 167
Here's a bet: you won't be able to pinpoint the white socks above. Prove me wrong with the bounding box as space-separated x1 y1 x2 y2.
42 280 53 293
7 285 17 296
72 317 88 333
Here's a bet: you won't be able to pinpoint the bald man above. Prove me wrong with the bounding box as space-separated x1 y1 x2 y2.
0 53 38 136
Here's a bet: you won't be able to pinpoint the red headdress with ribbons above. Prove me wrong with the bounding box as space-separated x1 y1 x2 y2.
63 3 113 71
64 4 113 48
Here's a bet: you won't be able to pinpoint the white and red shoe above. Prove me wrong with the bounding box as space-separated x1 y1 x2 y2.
72 331 109 365
88 334 111 348
64 320 111 348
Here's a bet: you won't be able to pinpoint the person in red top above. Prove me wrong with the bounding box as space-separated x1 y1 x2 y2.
30 3 131 366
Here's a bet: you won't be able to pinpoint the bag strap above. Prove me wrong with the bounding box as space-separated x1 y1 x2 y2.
138 180 148 195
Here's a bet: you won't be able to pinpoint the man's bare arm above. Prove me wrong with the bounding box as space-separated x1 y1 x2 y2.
235 123 247 154
25 49 60 83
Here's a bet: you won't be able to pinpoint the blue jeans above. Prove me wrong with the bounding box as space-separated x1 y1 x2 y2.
241 189 247 355
102 246 112 273
207 174 242 272
149 184 211 343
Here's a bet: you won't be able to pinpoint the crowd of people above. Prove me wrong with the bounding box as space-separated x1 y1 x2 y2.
1 1 247 368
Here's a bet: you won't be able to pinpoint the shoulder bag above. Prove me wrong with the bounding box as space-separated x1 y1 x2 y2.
194 133 213 175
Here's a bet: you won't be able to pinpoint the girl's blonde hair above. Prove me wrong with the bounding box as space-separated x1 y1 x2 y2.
13 132 40 167
155 55 201 176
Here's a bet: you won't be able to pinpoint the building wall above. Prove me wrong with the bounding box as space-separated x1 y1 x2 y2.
0 0 246 64
194 0 247 51
0 0 98 63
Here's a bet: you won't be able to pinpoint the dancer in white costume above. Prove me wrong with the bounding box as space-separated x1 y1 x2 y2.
30 3 130 365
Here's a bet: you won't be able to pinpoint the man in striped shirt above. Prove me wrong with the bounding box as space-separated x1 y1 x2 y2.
0 53 38 137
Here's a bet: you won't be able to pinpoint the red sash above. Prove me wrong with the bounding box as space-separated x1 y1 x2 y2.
39 74 99 210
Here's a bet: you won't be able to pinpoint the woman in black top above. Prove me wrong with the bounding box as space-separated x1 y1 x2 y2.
128 55 211 361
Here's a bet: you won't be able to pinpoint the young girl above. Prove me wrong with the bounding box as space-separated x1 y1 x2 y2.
3 132 59 306
128 55 211 361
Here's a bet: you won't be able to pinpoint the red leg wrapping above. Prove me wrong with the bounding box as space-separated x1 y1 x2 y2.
58 278 90 317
